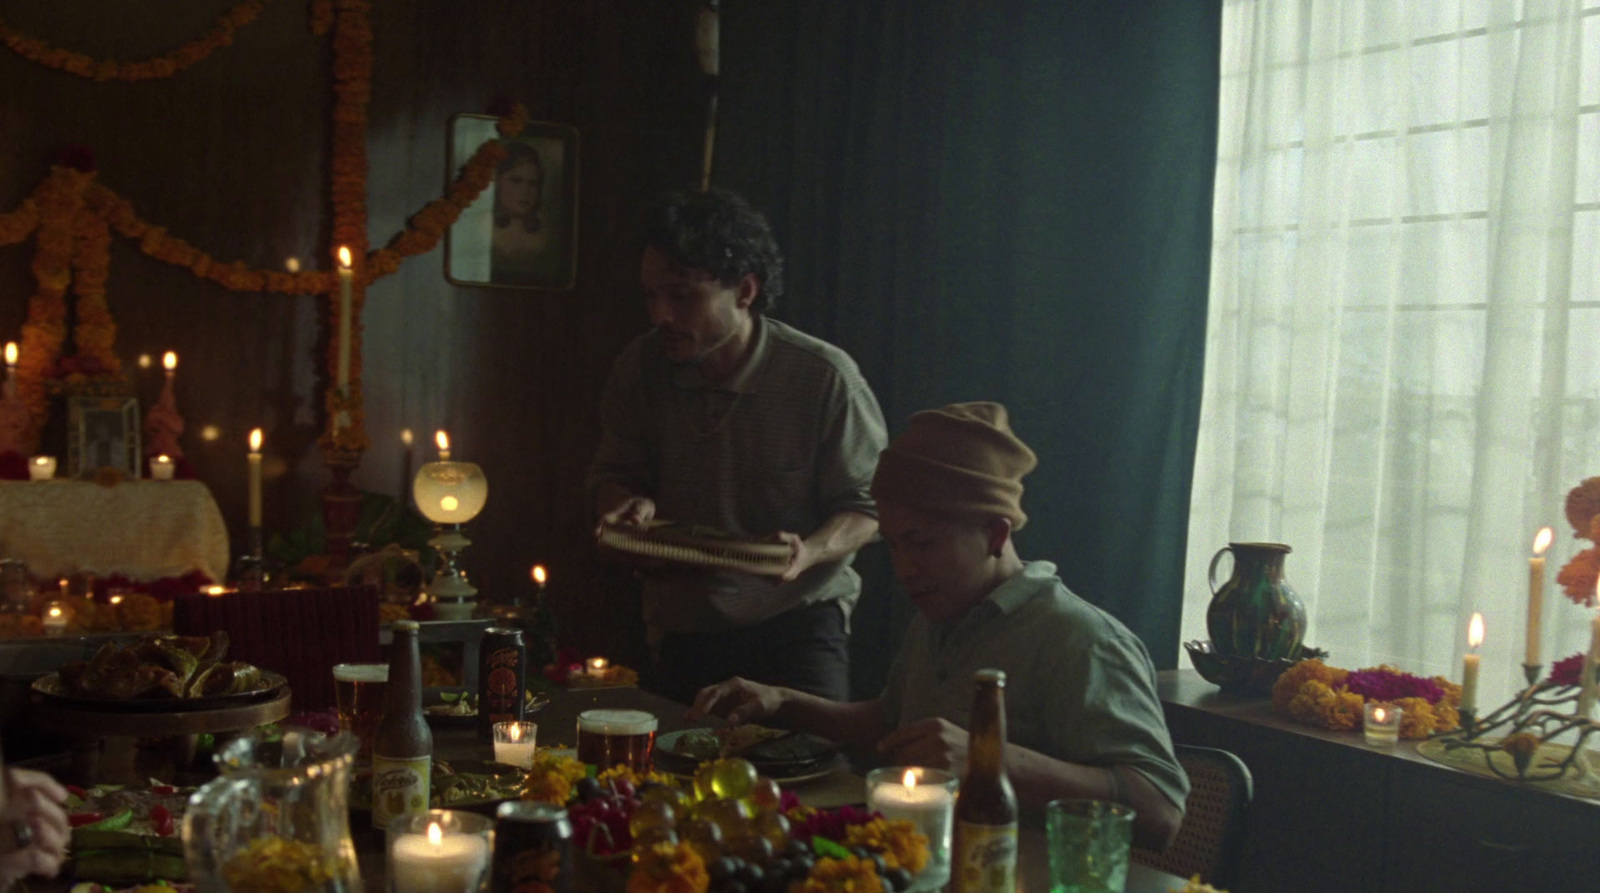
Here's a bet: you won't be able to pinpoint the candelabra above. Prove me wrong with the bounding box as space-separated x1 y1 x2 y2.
1433 671 1600 782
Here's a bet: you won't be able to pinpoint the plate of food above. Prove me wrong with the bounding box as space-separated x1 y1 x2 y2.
350 759 527 814
655 725 840 783
65 782 192 885
34 633 284 712
422 690 550 725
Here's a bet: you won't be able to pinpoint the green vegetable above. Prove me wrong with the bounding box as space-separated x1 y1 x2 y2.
80 809 134 832
813 837 850 859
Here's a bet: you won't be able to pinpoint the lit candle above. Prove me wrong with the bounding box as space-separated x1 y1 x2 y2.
1461 612 1484 713
1527 527 1552 667
531 564 547 605
1363 702 1402 747
247 428 263 527
435 429 451 461
162 350 177 378
389 821 490 893
42 604 67 635
150 454 175 480
588 657 609 677
28 456 55 481
205 585 228 596
866 767 955 887
491 721 538 769
3 342 15 399
336 246 353 393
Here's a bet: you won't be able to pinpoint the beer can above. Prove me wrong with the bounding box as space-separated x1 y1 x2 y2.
492 801 572 893
478 627 527 740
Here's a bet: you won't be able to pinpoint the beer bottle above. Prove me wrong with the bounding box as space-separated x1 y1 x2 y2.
372 619 433 830
951 668 1018 893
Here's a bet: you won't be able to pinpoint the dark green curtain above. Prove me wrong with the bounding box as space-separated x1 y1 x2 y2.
716 2 1221 694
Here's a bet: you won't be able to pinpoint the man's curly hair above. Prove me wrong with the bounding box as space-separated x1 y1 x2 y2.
643 188 785 313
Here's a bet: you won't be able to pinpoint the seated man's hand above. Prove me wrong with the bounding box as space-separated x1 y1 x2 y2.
0 768 71 890
686 676 784 726
772 531 812 582
876 718 970 771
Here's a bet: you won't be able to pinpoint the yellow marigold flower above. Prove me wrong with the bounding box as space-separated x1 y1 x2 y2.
794 857 882 893
843 818 929 874
628 841 709 893
1323 690 1364 731
1395 698 1436 739
1429 701 1459 734
522 752 587 805
1286 680 1337 727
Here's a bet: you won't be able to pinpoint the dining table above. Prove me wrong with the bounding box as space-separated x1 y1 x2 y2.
355 681 1194 893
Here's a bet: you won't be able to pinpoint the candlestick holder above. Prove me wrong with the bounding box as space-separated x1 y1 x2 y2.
1522 663 1543 687
1432 673 1600 782
234 525 267 592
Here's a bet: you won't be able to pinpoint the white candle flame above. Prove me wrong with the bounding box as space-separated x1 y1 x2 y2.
162 351 177 372
338 246 353 269
1373 706 1387 723
157 454 170 463
4 342 16 366
47 606 61 619
508 724 523 742
1468 613 1484 650
1533 527 1553 556
440 495 459 512
531 564 547 585
249 428 263 453
435 430 450 456
401 428 414 447
427 822 442 848
902 768 917 788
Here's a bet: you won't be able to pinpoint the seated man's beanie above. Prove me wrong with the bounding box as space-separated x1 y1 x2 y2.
870 402 1038 530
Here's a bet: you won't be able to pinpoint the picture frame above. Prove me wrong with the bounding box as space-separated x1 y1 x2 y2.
67 396 141 479
445 114 580 291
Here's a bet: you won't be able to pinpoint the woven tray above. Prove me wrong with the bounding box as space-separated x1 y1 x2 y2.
597 520 790 575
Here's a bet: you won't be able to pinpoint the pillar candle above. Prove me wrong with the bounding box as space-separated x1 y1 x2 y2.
389 824 489 893
247 428 263 527
1527 527 1552 667
336 247 354 393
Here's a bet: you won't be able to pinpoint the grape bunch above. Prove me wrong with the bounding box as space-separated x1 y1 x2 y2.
568 775 638 854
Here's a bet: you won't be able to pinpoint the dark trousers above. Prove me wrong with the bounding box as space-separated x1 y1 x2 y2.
651 600 850 705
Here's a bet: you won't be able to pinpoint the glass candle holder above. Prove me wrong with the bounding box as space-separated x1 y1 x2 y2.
866 766 958 890
1363 701 1402 747
28 456 55 480
387 810 494 893
492 721 538 768
150 455 175 480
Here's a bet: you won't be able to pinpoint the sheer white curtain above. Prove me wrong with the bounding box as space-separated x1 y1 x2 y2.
1185 0 1600 710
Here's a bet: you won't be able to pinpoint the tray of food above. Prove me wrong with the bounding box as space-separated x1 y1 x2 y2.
350 759 527 814
65 783 191 885
34 633 282 711
655 725 840 783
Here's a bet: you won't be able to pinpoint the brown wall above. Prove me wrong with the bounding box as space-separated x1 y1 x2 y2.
0 1 704 662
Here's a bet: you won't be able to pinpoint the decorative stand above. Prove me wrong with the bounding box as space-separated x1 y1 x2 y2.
320 446 364 582
1433 674 1599 782
424 524 477 621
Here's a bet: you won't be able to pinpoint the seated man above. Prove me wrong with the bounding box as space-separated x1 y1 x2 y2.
688 402 1187 848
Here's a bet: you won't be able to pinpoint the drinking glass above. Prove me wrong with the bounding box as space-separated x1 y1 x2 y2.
333 662 389 759
575 709 656 773
1045 799 1135 893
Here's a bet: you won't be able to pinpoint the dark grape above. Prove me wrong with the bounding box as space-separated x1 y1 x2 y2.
785 839 811 860
788 855 815 877
736 862 765 887
767 858 792 878
850 846 871 860
708 857 740 883
884 867 913 892
878 877 893 893
720 882 748 893
864 852 887 875
574 776 601 801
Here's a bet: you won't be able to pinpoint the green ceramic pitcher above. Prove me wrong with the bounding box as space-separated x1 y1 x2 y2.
1206 542 1307 661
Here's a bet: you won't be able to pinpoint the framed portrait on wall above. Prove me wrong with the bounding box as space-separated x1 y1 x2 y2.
445 114 579 291
67 396 141 479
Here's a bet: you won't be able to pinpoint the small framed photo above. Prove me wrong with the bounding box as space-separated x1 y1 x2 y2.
68 396 141 479
445 114 579 291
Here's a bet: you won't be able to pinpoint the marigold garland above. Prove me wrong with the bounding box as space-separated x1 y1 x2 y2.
0 1 270 82
1272 659 1460 739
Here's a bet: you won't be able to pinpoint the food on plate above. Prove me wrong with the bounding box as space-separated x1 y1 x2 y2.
669 724 788 761
352 759 526 809
55 633 264 701
67 783 191 884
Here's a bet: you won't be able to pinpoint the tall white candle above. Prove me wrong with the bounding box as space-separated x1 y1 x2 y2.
336 246 354 393
1527 527 1552 667
389 823 489 893
247 428 263 527
3 342 15 399
1461 613 1484 713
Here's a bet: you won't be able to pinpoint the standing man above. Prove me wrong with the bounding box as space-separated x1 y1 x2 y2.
587 188 887 703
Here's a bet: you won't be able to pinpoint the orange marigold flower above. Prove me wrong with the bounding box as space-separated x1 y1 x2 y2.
842 818 929 874
628 842 709 893
794 857 883 893
1557 548 1600 607
1324 689 1364 731
1566 477 1600 540
1394 697 1437 738
1286 680 1338 727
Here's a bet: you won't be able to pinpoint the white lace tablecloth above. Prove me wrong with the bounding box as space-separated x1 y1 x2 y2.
0 480 230 582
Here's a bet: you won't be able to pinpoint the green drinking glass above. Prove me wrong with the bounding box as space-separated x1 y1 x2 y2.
1046 799 1135 893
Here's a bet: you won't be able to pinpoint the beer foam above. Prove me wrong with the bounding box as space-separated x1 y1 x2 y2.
333 663 389 682
577 709 658 735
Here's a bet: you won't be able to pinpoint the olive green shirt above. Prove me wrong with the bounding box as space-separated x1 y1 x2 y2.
880 561 1189 809
587 316 887 633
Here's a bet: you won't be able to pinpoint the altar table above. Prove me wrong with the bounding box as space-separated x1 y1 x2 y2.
0 480 229 583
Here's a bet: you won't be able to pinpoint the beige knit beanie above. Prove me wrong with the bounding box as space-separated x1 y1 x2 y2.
870 402 1038 530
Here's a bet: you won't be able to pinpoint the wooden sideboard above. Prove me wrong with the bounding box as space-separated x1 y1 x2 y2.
1158 669 1600 893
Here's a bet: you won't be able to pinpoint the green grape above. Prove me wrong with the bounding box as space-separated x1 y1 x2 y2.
629 800 677 838
710 757 758 800
693 763 719 801
698 797 753 840
678 815 724 861
632 826 679 851
754 810 790 850
642 784 693 813
747 776 782 813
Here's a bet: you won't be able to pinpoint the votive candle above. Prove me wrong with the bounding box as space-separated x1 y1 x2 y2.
492 721 537 768
389 818 491 893
150 455 175 480
28 456 55 480
42 604 67 635
1363 702 1401 747
866 767 956 889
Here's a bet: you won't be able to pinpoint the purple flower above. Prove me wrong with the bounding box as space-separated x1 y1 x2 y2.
1343 668 1446 704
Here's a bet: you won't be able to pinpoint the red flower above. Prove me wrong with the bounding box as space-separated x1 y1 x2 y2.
1548 652 1591 688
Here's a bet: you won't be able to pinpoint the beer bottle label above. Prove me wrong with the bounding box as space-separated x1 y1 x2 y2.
952 821 1017 893
371 755 431 830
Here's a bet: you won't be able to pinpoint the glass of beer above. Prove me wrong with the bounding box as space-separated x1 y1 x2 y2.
575 709 658 773
332 662 389 759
